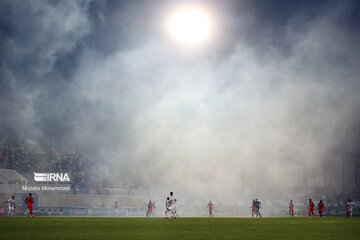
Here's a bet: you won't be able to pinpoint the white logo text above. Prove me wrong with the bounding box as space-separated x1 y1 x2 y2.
34 172 70 182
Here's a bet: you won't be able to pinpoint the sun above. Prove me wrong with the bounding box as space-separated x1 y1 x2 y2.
167 7 213 46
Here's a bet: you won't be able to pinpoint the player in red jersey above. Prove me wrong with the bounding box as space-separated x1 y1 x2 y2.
345 199 353 218
308 199 315 219
318 200 324 217
289 200 294 217
207 201 214 218
146 200 153 217
25 193 34 218
345 199 350 217
251 199 256 218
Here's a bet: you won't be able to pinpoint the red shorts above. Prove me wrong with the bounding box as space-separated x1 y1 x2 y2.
309 208 314 214
289 208 293 212
27 205 33 212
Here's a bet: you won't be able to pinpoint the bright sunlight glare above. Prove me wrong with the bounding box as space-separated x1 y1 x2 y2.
167 7 213 46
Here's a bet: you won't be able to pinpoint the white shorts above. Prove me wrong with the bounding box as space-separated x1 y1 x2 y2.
8 206 15 213
170 205 176 212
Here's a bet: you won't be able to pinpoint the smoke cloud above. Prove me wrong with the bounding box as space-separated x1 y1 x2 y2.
1 0 359 200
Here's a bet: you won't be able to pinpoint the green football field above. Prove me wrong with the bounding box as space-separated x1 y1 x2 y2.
0 217 359 240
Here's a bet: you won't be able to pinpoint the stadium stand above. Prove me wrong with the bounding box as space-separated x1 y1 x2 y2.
0 138 133 194
0 168 28 184
1 137 359 217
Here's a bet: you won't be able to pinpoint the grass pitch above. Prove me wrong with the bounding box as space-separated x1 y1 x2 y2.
0 217 359 240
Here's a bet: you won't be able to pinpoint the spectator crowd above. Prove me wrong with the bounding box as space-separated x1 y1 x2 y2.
0 138 129 194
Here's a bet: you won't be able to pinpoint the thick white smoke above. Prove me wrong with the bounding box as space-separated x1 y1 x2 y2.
64 1 360 198
0 0 359 201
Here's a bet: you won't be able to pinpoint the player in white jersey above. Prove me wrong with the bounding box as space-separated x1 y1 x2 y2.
165 197 170 219
3 196 16 216
113 201 119 215
169 192 178 218
172 199 178 218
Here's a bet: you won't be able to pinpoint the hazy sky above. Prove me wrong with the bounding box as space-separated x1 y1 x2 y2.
1 0 359 195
